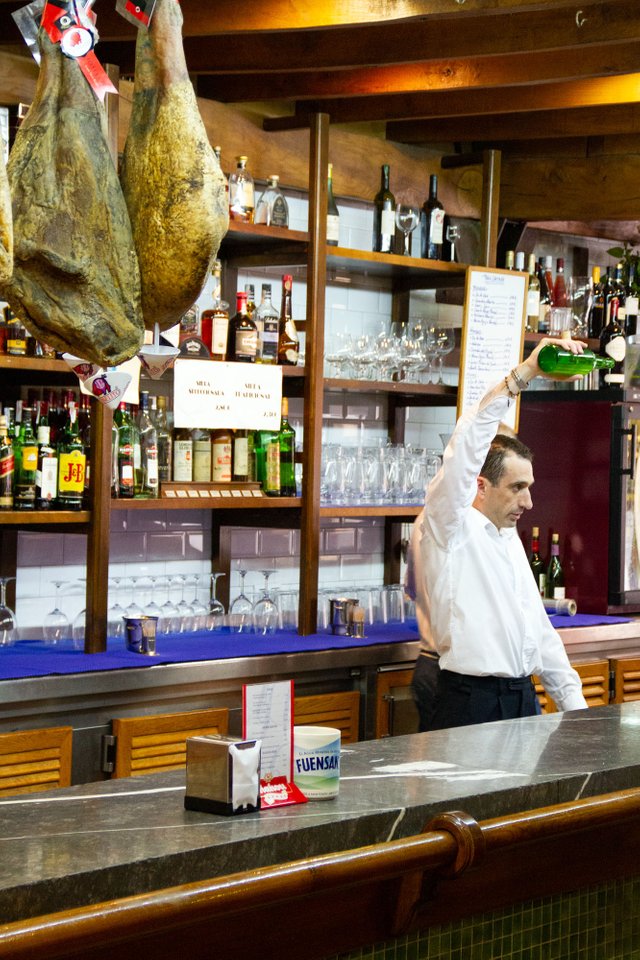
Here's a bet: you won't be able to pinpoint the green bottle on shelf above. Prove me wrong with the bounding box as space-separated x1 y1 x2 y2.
537 344 614 376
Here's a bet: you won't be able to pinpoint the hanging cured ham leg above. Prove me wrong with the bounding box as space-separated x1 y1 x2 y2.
0 155 11 288
120 0 228 331
4 32 144 366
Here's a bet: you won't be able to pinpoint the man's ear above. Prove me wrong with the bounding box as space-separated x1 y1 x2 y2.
476 476 487 499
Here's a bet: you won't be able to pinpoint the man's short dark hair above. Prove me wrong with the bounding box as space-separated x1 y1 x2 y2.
480 434 533 486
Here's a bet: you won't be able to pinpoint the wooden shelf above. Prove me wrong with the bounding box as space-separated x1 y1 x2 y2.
324 377 457 403
326 246 467 289
111 496 301 510
0 356 70 374
320 505 422 518
0 510 90 525
221 220 309 266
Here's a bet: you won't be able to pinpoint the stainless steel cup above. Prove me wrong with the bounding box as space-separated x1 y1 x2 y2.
328 597 358 636
124 616 158 655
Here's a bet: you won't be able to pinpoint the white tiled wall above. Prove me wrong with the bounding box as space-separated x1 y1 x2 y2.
14 188 458 636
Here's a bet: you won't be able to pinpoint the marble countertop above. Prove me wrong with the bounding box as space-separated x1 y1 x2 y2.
2 701 640 924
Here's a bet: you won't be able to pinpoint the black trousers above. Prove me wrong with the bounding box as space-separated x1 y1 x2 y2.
411 652 441 732
428 669 538 731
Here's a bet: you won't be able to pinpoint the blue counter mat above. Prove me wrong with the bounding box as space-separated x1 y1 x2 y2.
0 614 631 681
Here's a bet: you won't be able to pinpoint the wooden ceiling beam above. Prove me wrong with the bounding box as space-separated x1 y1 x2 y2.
197 41 640 103
387 103 640 143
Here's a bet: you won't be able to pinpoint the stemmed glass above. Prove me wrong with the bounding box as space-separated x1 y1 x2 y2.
430 326 455 384
107 577 125 639
229 568 253 634
143 576 163 619
174 575 195 633
395 204 419 256
71 578 86 649
208 572 226 631
0 577 18 646
124 577 143 620
43 580 71 644
158 576 180 635
252 570 279 635
187 575 209 632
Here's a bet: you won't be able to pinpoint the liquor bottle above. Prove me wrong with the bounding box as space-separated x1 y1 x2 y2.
545 532 565 600
526 253 540 333
599 298 626 387
201 260 230 362
263 430 280 496
420 173 445 260
278 397 296 497
211 428 232 483
192 426 212 483
172 426 193 482
228 291 258 363
244 283 256 320
228 155 255 223
13 406 37 510
537 344 614 376
625 259 639 336
543 256 555 307
213 145 229 199
78 393 91 507
587 266 605 340
36 407 58 510
553 258 568 307
0 414 14 510
536 258 551 334
326 163 340 246
504 250 515 270
155 396 172 485
254 175 289 227
277 274 299 366
254 282 279 364
114 402 135 498
605 262 626 325
136 392 159 498
232 429 250 482
529 526 546 597
57 402 86 510
372 163 396 254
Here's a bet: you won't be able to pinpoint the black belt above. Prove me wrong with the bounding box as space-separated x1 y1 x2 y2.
439 670 533 692
420 650 440 661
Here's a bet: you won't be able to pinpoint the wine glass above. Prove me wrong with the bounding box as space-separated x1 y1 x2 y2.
143 576 163 619
174 575 195 633
124 577 144 620
71 578 86 650
43 579 71 644
208 572 226 631
252 570 279 635
229 568 253 634
395 204 419 256
107 577 126 639
430 326 455 384
158 576 180 635
0 577 18 646
187 574 209 632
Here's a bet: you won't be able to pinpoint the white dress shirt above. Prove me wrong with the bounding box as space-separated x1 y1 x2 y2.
412 389 587 713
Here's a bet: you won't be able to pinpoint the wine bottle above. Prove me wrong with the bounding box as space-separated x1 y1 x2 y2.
625 259 639 336
514 251 525 272
228 155 255 223
420 174 445 260
0 414 14 510
278 397 296 497
36 411 58 510
545 532 565 600
372 163 396 254
504 250 515 270
277 274 299 365
587 266 605 340
255 282 278 364
114 402 135 498
228 291 258 363
192 426 212 483
13 406 37 510
529 526 546 597
599 298 626 387
211 428 232 483
537 344 614 375
544 256 555 307
57 402 86 511
526 253 540 333
172 426 193 482
536 258 551 334
136 392 159 498
553 257 568 307
326 163 340 246
155 396 172 484
232 429 250 482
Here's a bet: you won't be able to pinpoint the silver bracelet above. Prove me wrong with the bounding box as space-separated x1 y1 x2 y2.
510 367 529 391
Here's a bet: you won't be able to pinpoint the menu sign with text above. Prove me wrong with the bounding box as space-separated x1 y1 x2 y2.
458 267 528 430
173 359 282 430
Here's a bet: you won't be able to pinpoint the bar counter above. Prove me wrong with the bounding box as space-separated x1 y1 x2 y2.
0 615 638 784
1 701 640 925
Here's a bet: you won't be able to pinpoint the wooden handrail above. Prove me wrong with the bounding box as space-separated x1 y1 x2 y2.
1 786 640 959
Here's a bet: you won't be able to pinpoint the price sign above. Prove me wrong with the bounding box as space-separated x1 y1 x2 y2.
173 360 282 430
458 266 528 429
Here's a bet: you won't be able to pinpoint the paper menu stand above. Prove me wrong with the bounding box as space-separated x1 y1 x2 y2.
243 679 307 808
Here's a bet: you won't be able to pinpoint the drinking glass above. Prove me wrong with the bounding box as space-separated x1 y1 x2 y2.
158 576 180 635
208 572 226 631
187 574 209 632
107 577 125 639
277 590 299 630
0 577 18 646
395 204 419 256
229 568 254 633
568 275 591 337
430 326 455 384
124 577 144 620
143 576 163 619
43 579 71 644
174 575 195 633
71 578 86 649
381 584 406 623
252 570 279 635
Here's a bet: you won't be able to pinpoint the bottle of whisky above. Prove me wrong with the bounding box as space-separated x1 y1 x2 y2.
0 414 14 510
254 283 279 364
255 175 289 227
172 426 193 482
13 406 38 510
420 174 445 260
277 274 299 366
211 428 233 483
201 260 229 361
192 426 212 483
228 291 258 363
229 155 255 223
326 163 340 246
57 402 86 511
278 398 296 496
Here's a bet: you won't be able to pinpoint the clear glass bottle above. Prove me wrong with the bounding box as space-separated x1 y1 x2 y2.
136 391 159 498
254 282 279 364
526 253 540 333
373 163 396 253
155 395 172 485
229 155 255 223
420 174 445 260
36 406 58 510
277 274 299 366
326 163 340 246
255 175 289 227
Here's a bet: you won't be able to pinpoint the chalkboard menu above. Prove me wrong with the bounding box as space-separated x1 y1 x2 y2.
458 266 528 429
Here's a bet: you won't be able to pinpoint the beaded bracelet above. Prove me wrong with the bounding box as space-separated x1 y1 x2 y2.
504 375 518 400
510 367 529 391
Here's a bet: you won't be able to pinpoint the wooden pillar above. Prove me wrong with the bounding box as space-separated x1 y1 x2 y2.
480 149 501 268
298 113 330 635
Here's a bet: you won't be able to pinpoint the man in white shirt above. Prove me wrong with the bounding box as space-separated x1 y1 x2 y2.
407 337 588 730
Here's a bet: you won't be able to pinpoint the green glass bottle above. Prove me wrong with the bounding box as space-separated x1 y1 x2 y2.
114 402 135 499
13 406 38 510
278 397 296 497
57 402 86 511
545 532 565 600
537 344 614 376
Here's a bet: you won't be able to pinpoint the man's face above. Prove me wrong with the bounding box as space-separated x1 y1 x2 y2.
475 453 534 530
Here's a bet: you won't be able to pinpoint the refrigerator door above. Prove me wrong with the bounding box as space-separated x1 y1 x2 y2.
609 402 640 607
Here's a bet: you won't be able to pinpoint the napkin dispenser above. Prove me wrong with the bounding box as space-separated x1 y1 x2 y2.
184 734 261 816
